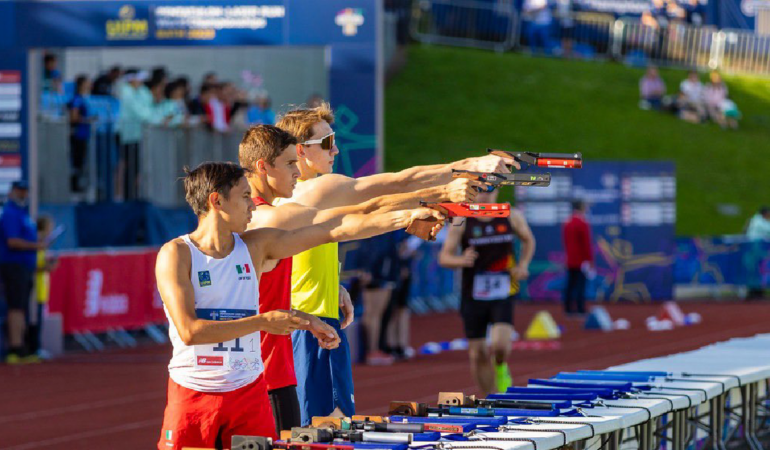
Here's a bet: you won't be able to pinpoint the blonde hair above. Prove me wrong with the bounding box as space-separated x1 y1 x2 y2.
276 102 335 144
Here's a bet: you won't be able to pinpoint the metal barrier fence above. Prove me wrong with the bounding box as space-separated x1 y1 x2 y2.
612 19 719 69
38 119 244 207
411 0 770 77
411 0 519 52
719 29 770 76
141 126 242 208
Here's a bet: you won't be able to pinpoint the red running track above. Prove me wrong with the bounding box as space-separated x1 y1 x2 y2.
1 301 769 449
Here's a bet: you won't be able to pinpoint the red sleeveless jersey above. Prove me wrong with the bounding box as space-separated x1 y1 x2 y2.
253 197 296 391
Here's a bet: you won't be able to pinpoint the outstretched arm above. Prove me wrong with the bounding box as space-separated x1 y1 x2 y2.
251 179 479 231
155 240 309 346
245 208 444 265
293 155 517 209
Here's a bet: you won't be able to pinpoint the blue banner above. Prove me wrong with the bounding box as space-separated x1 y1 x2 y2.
4 0 380 193
515 161 676 302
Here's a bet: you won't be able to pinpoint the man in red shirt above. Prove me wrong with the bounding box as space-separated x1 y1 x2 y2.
562 201 593 315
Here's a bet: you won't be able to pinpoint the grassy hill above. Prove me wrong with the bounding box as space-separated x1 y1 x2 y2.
384 46 770 236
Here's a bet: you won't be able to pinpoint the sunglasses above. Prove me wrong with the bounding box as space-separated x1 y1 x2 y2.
302 132 335 151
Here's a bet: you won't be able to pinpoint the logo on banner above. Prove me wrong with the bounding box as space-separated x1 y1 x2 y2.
742 0 770 16
197 356 224 366
84 270 129 317
335 8 364 36
198 271 212 287
106 5 148 40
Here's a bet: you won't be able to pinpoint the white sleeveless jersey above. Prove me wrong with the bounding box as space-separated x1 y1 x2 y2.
165 233 264 392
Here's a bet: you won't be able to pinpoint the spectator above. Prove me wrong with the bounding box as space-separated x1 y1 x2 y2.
29 215 58 359
704 71 740 129
0 181 46 364
147 80 176 127
562 200 593 316
204 83 231 133
523 0 553 54
554 0 575 58
682 0 704 26
246 95 276 126
116 69 153 200
173 76 191 105
66 75 93 194
202 71 218 86
91 65 122 97
745 207 770 299
187 83 212 121
306 93 325 108
42 53 62 93
156 81 188 127
678 71 705 123
358 233 402 366
703 71 728 127
639 66 667 110
149 66 168 87
381 232 421 360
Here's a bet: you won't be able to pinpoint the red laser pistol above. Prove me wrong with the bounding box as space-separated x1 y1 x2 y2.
488 148 583 169
406 202 511 241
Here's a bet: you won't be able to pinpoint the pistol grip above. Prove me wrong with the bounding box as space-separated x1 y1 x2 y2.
406 216 440 241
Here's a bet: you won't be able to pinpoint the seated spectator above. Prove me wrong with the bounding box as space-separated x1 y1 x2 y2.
523 0 553 54
704 71 740 129
245 94 276 126
745 207 770 299
42 53 62 93
91 65 122 97
67 75 93 194
639 66 666 110
678 71 705 122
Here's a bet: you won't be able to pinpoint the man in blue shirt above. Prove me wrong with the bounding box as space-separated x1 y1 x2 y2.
0 181 45 363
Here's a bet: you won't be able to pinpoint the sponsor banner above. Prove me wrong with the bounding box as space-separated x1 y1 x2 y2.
48 248 162 334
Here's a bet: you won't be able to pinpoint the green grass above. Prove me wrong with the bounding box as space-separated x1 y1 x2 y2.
384 46 770 236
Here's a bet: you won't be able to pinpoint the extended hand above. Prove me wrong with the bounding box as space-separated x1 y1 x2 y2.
445 178 482 203
260 309 309 335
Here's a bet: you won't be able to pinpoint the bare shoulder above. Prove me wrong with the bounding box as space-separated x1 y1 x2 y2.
157 238 191 269
292 174 354 205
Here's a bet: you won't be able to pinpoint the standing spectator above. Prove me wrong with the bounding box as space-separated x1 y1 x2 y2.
29 215 57 359
358 233 401 366
156 81 188 127
682 0 704 26
678 71 705 122
562 200 593 316
202 71 218 86
173 76 191 106
0 181 45 364
246 95 277 126
149 66 168 88
67 75 93 194
745 207 770 299
204 83 231 133
116 70 153 200
91 65 122 97
639 66 667 110
42 53 62 93
523 0 553 54
187 83 212 124
554 0 574 57
381 232 421 360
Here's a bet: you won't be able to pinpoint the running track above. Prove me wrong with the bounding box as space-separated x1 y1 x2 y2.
2 301 769 449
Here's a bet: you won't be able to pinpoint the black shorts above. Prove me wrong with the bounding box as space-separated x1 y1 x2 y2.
268 385 301 433
460 297 514 340
0 263 34 310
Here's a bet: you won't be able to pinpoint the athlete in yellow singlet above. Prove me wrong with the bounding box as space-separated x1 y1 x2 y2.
275 103 516 424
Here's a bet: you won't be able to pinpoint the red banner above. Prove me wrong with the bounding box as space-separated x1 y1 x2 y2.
48 248 162 335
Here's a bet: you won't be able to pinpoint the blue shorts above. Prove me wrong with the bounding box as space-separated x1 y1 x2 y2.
292 317 355 425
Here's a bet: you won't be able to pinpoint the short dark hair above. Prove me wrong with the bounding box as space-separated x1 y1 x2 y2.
74 75 89 94
44 53 57 65
760 206 770 216
572 200 586 212
239 125 298 170
199 83 213 96
183 162 247 217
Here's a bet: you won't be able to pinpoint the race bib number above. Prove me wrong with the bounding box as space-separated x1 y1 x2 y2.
472 272 511 301
194 309 262 371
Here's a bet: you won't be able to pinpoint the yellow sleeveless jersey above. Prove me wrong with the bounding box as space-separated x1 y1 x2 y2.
275 180 340 319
